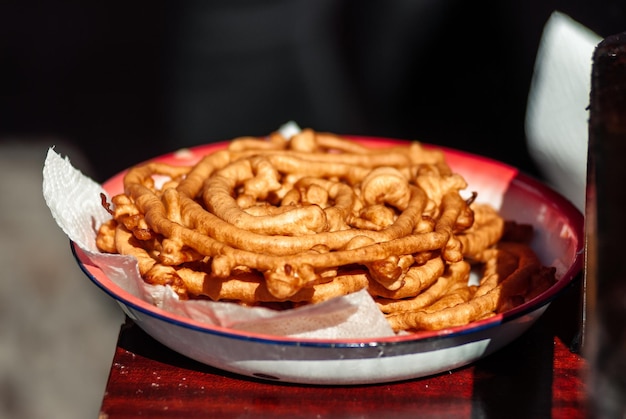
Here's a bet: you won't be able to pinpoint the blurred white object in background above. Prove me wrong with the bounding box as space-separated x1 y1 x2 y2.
0 140 123 419
525 11 601 211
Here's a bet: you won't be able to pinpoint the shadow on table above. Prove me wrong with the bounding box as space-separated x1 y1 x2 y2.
471 274 583 418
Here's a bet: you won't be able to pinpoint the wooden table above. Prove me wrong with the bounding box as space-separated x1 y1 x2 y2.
98 275 588 418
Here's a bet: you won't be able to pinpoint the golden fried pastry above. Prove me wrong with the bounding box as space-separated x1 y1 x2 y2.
96 128 556 332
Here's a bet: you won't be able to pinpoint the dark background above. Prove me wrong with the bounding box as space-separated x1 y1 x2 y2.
1 1 625 182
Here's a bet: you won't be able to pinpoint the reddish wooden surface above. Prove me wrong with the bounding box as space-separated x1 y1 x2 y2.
100 279 588 419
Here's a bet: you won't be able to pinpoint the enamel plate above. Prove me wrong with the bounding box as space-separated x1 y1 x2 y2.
72 137 584 385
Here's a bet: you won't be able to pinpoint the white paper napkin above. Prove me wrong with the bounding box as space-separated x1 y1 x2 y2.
525 11 601 211
42 147 396 339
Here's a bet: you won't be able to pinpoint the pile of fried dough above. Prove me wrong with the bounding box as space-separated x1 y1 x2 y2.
96 128 556 333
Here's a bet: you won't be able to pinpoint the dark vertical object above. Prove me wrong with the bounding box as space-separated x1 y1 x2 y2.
585 31 626 419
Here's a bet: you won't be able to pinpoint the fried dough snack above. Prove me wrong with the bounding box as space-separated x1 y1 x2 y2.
96 128 557 333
